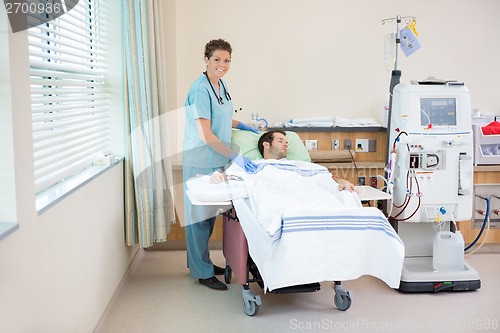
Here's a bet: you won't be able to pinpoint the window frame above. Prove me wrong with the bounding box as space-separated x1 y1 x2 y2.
28 0 111 194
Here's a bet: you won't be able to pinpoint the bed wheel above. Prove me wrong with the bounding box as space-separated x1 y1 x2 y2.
224 265 232 284
333 283 352 311
242 289 262 316
334 291 352 311
243 299 260 316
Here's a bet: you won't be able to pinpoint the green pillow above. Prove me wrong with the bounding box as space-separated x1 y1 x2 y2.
231 129 311 162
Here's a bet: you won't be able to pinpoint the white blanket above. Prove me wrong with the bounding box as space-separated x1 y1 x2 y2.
229 160 363 237
188 160 404 290
229 160 404 291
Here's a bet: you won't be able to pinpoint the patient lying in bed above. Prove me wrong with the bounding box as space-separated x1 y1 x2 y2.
188 129 404 290
211 129 355 192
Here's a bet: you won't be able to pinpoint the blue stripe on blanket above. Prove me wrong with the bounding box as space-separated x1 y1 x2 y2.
270 215 402 245
254 162 329 177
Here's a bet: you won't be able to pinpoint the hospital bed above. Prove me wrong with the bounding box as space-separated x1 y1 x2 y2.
186 130 404 316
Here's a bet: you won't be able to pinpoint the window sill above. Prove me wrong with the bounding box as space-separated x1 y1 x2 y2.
36 157 124 214
0 222 19 241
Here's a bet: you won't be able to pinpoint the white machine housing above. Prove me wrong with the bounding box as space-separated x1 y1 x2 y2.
388 82 473 224
387 81 480 292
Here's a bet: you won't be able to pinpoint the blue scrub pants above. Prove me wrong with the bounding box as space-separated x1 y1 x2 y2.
183 165 220 279
185 217 216 279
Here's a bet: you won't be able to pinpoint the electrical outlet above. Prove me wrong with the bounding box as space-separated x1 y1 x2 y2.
355 139 369 152
305 140 318 151
370 176 378 188
332 139 340 150
344 139 352 150
368 139 377 152
357 176 366 186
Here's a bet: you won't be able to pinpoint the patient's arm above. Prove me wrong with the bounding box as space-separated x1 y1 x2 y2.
209 171 227 184
333 175 356 192
337 179 356 192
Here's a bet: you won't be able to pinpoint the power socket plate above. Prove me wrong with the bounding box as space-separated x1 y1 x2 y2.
355 139 369 152
304 140 318 151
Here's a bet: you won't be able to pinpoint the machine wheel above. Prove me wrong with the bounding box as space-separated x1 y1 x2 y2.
334 290 352 311
224 265 232 284
243 299 260 316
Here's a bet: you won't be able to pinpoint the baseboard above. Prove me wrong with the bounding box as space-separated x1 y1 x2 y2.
466 243 500 254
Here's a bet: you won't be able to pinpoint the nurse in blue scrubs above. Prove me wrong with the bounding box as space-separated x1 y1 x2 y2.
183 39 258 290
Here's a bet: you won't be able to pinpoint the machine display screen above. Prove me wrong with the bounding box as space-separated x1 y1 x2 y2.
420 98 457 126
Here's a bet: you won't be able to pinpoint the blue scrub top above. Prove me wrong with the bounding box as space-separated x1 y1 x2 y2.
183 74 233 169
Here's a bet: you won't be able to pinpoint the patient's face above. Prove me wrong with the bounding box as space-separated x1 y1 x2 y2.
268 133 288 159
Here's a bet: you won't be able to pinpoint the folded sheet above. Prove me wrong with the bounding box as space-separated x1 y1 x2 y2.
334 117 382 127
289 116 332 124
285 121 334 128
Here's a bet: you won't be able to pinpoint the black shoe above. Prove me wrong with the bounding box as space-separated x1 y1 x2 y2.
213 265 225 275
199 276 228 291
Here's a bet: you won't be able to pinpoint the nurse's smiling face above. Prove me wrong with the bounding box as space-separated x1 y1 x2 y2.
205 50 231 82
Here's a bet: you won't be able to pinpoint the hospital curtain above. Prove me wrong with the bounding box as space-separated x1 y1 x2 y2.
122 0 175 247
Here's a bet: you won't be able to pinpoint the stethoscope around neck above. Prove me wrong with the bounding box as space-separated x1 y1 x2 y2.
204 71 231 105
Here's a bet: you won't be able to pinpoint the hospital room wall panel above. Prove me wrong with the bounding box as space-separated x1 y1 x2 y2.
295 130 387 163
474 170 500 184
165 214 223 246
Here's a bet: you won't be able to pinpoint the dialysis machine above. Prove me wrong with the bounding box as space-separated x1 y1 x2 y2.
387 81 481 292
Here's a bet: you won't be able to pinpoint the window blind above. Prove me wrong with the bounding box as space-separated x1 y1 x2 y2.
29 0 109 193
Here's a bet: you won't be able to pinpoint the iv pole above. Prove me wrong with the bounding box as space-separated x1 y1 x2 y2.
382 15 416 219
383 15 417 165
384 15 402 166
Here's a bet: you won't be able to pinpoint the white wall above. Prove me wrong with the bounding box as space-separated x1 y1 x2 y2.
0 3 138 332
0 166 136 333
173 0 500 126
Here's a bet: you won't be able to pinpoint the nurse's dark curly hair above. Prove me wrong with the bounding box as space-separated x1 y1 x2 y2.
258 129 286 158
204 39 232 59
